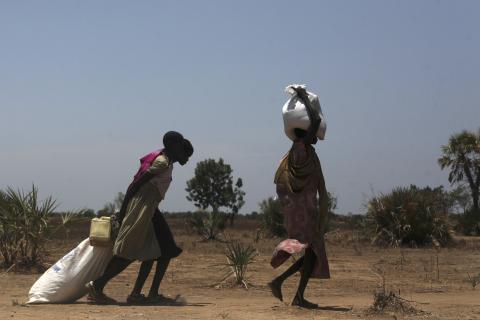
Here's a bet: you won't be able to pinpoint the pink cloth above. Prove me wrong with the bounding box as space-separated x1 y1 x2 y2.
274 239 308 255
128 149 163 189
271 239 308 269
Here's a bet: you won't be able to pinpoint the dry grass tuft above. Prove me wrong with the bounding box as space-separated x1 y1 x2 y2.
369 290 423 315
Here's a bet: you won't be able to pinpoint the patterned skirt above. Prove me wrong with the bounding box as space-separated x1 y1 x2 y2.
270 189 330 279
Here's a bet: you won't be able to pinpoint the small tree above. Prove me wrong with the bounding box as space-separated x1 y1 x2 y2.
186 158 245 226
438 130 480 215
228 178 246 226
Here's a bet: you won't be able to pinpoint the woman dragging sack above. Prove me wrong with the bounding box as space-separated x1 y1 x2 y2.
268 85 330 308
86 131 193 304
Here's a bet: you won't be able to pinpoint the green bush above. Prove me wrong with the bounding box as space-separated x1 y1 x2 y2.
0 185 57 268
454 209 480 235
260 197 285 237
186 210 226 240
367 185 452 247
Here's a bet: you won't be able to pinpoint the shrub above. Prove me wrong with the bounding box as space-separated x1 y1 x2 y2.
59 210 85 241
370 291 419 314
0 185 57 268
81 208 96 218
467 272 480 290
260 197 285 237
454 209 480 235
221 240 256 288
186 210 226 240
367 185 452 247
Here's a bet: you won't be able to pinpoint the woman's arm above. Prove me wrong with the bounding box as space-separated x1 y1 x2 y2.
117 155 170 223
317 173 329 236
116 171 155 223
118 155 170 221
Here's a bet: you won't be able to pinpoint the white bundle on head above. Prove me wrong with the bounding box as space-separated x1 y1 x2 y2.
282 84 327 142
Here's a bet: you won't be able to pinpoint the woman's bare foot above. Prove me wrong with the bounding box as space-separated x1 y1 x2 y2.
291 294 318 309
268 279 283 302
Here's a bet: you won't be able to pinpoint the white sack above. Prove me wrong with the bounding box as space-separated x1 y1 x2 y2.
282 84 327 141
27 238 113 304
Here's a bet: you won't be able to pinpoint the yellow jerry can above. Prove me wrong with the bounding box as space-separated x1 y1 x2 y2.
89 216 112 247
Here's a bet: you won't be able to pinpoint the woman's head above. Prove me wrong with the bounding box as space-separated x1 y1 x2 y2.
163 131 194 165
294 128 307 139
293 128 318 144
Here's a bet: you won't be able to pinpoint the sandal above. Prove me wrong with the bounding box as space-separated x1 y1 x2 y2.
85 281 117 305
146 294 180 305
126 293 148 304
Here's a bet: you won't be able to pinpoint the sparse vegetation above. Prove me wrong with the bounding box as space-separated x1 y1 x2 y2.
454 210 480 236
438 129 480 216
2 203 480 318
466 272 480 290
0 185 56 269
186 210 227 241
367 185 452 247
60 211 77 241
220 240 257 289
370 261 423 315
370 290 420 314
97 192 125 217
260 197 285 237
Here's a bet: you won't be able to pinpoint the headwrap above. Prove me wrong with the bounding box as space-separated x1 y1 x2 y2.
163 131 194 157
163 131 184 149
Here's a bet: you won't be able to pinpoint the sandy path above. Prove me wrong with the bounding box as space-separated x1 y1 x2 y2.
2 246 480 320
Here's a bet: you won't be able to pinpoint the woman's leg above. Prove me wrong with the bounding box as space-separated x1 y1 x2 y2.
93 256 133 292
292 247 317 308
130 260 154 296
87 256 133 304
268 256 304 301
148 257 170 297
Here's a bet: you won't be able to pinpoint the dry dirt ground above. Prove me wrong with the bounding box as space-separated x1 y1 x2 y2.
1 219 480 320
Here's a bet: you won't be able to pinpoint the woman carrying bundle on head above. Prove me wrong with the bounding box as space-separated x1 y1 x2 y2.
268 85 330 309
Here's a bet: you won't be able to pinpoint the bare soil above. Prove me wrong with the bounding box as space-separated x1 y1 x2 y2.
1 218 480 320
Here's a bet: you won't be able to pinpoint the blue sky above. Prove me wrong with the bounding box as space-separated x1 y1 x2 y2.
1 0 479 214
